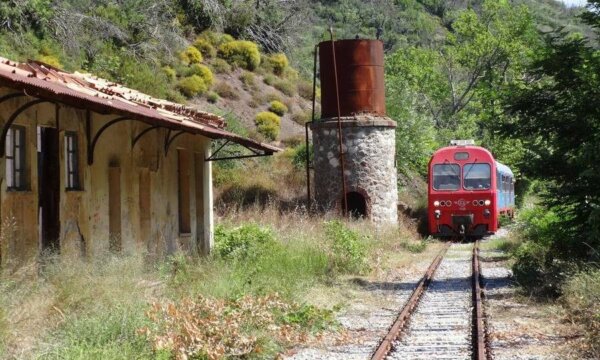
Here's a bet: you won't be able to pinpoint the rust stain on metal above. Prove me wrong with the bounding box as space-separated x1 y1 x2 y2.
0 56 280 154
319 39 386 118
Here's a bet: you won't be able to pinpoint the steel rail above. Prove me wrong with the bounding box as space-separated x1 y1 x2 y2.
370 244 450 360
472 240 491 360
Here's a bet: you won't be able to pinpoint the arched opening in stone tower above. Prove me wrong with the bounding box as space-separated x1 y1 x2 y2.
346 192 368 219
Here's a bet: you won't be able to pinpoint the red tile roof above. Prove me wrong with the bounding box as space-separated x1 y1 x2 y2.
0 57 280 153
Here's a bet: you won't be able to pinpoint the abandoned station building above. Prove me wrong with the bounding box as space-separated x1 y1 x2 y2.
0 57 277 266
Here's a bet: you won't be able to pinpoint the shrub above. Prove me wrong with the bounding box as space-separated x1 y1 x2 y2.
517 206 561 246
266 53 289 76
162 66 176 81
192 37 216 58
281 135 304 147
297 80 314 100
263 73 277 86
282 67 299 81
197 30 233 47
177 75 208 97
265 93 282 103
214 81 239 100
37 55 62 69
292 111 310 125
215 223 276 260
269 100 288 116
324 220 368 274
512 241 575 296
166 90 187 104
196 30 218 46
291 143 312 169
239 71 256 90
206 91 219 103
221 34 234 44
561 270 600 354
179 46 203 65
188 64 214 86
254 111 281 140
211 58 232 74
274 79 296 96
218 40 261 70
119 59 170 99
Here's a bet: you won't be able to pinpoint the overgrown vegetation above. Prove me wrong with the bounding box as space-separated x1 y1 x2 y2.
561 269 600 355
0 207 427 359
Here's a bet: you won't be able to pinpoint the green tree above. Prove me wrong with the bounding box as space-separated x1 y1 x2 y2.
501 1 600 259
385 0 537 172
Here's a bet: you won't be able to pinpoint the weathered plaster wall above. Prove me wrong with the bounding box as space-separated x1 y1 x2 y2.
0 87 213 266
311 116 398 224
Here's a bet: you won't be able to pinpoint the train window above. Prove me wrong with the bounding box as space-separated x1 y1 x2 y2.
454 152 469 161
463 163 491 190
432 164 460 191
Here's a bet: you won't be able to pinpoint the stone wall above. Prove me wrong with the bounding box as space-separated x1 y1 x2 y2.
311 116 398 224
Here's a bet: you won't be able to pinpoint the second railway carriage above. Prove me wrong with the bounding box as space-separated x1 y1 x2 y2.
428 140 515 238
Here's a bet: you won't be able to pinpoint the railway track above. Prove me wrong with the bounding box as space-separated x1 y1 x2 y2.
371 241 490 360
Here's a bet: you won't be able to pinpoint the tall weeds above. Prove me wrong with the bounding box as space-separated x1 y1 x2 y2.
0 205 426 359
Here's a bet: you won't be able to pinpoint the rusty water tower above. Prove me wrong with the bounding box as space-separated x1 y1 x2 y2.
308 39 398 224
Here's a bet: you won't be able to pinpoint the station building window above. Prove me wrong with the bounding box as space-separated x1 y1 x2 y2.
6 125 27 190
64 132 81 190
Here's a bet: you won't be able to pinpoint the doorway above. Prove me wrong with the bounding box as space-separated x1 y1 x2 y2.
346 191 368 219
108 166 122 252
38 126 60 252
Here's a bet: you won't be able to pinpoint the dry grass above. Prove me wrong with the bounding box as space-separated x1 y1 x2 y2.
0 203 429 359
0 254 156 358
0 154 431 359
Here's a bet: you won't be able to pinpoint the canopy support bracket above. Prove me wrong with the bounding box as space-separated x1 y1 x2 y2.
87 116 132 165
205 139 273 161
0 99 52 157
164 130 186 156
132 125 162 150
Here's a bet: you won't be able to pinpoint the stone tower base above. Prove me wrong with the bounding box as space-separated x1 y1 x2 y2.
311 115 398 224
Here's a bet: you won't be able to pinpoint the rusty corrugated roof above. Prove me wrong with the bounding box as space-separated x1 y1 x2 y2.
0 57 280 153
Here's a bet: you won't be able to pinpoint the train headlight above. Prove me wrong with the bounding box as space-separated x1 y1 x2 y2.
433 201 440 207
484 200 491 206
434 210 441 219
483 209 491 218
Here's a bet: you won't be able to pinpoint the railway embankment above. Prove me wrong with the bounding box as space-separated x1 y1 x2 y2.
286 229 592 360
285 243 446 359
480 233 585 360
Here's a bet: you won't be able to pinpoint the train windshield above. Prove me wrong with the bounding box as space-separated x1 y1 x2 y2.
433 164 460 190
463 163 491 190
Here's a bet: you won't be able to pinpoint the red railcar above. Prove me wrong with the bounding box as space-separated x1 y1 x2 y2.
428 141 515 238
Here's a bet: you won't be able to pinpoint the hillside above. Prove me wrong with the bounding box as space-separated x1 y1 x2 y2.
191 66 312 141
0 0 592 146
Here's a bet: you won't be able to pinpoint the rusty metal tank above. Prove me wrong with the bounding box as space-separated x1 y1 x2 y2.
318 39 385 119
